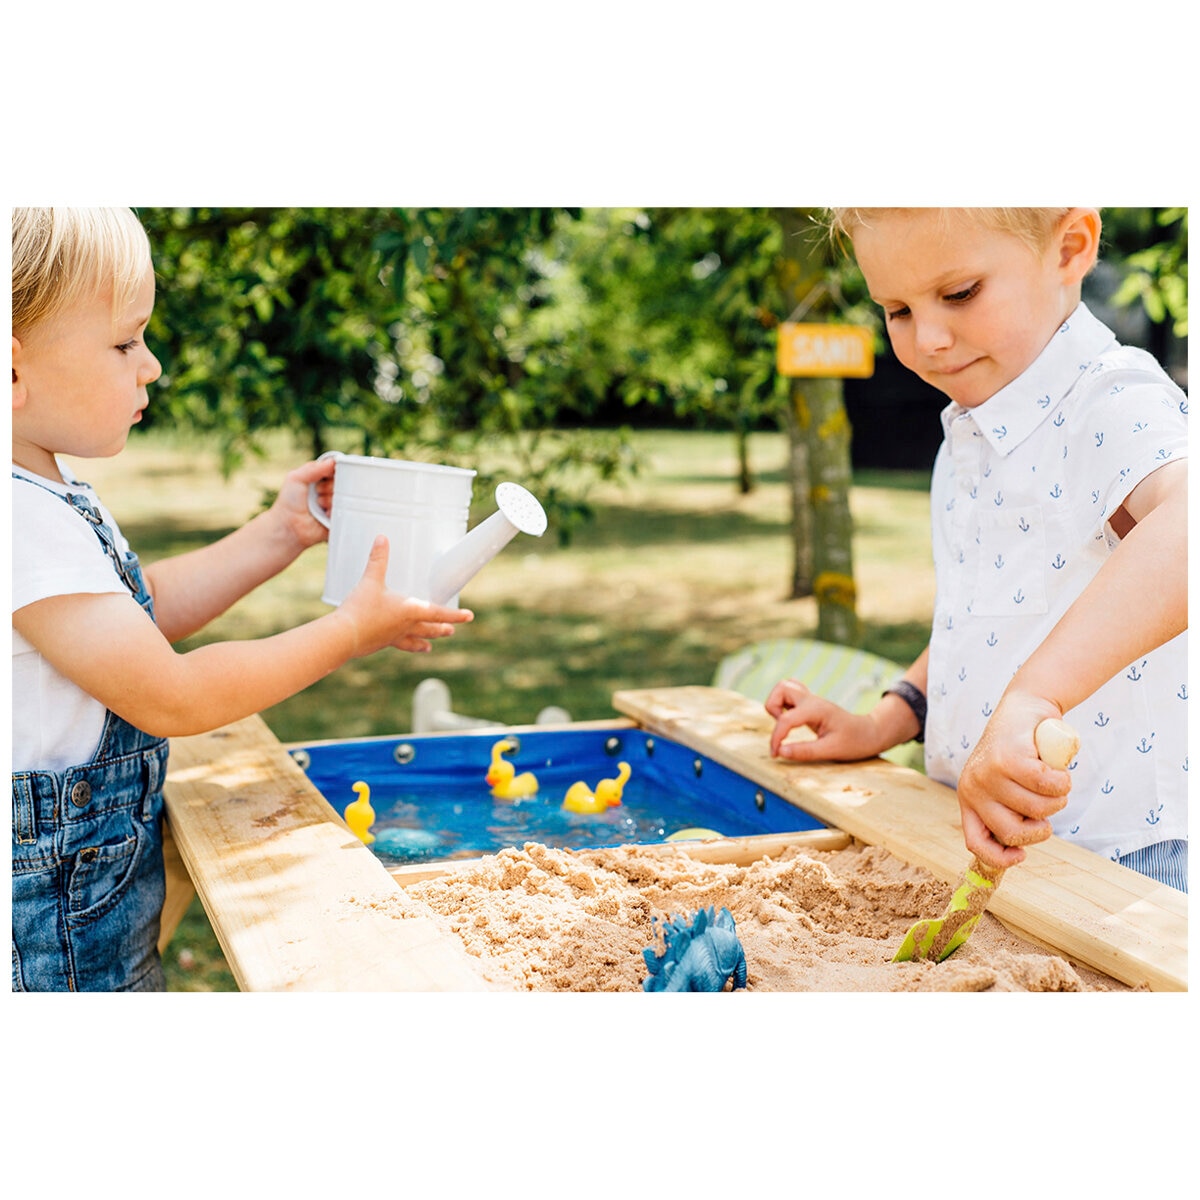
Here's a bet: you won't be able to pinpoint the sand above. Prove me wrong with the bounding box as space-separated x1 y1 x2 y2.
367 839 1132 992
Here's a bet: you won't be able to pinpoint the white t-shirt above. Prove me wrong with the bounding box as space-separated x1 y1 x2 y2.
11 462 138 774
926 303 1188 861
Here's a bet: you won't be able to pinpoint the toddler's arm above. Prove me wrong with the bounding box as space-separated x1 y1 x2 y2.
956 458 1188 868
767 646 929 761
143 457 335 643
12 535 472 738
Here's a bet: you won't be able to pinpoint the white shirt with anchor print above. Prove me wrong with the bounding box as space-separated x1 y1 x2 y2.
926 302 1188 862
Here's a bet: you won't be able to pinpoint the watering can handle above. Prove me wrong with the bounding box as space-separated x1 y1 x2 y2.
306 450 342 530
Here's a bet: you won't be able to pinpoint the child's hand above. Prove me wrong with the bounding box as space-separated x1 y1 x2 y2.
765 678 885 762
956 692 1073 869
334 535 473 656
270 457 338 552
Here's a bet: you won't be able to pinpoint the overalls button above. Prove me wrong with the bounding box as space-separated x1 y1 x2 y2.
70 780 92 807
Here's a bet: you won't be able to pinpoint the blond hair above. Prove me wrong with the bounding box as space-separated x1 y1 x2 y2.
827 207 1077 256
12 207 152 338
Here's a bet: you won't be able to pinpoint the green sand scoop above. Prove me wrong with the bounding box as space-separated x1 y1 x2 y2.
893 718 1081 964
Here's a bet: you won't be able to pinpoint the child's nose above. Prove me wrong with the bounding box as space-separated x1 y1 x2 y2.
140 349 163 387
914 316 953 356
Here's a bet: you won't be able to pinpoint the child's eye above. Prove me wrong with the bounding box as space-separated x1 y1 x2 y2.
944 281 981 304
884 306 911 322
115 339 139 353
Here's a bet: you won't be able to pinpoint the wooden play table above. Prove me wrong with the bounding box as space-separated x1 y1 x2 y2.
159 686 1187 991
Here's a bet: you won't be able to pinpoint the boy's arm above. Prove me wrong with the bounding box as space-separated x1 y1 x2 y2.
12 537 472 738
956 458 1187 867
143 458 334 644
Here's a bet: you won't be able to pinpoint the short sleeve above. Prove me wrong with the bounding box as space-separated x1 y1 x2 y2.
11 478 130 614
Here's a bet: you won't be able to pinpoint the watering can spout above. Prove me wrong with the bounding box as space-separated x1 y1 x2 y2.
427 482 548 605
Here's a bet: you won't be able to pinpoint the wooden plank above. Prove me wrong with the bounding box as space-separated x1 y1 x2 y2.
613 686 1187 992
157 819 195 954
163 715 490 991
386 828 854 889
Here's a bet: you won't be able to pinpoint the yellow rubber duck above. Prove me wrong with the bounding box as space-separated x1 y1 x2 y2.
345 780 376 844
486 739 539 799
563 762 630 814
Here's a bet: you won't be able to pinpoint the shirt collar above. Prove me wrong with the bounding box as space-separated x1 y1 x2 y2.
939 303 1118 454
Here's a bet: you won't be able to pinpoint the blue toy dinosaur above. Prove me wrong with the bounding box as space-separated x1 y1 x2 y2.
642 905 748 992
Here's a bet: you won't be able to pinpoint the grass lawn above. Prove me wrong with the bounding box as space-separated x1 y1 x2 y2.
62 426 936 991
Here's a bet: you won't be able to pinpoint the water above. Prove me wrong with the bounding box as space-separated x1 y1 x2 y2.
292 725 823 865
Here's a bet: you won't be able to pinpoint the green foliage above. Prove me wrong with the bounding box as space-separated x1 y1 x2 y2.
1104 207 1188 337
139 208 401 474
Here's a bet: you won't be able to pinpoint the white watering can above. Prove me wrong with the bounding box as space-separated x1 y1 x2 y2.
306 451 547 607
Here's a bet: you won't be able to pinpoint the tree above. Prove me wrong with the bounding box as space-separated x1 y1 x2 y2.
140 207 402 473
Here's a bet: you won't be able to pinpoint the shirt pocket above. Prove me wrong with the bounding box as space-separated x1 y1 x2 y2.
971 503 1049 616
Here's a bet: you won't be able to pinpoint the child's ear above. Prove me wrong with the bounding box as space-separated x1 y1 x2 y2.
1056 208 1102 284
12 336 26 408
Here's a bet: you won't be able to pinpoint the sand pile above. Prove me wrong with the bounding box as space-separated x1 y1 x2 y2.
368 839 1129 992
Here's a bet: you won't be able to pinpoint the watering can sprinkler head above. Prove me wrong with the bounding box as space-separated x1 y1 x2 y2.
426 482 548 605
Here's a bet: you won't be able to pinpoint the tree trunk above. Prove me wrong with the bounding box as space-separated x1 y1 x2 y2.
802 376 858 644
735 420 754 495
781 395 813 597
773 209 859 640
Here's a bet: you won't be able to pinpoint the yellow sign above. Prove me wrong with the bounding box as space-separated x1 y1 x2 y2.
777 323 875 378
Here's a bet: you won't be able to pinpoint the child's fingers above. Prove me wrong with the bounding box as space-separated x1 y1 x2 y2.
291 456 339 484
765 678 808 717
362 535 391 580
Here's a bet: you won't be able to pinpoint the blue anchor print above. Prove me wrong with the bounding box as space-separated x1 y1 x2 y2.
1094 712 1109 728
1154 447 1172 461
958 667 967 682
1013 588 1025 604
986 632 998 647
1180 398 1188 415
992 425 1008 440
1094 432 1104 448
1018 515 1030 532
1119 466 1131 482
1132 420 1147 433
1135 733 1155 754
1109 384 1125 396
1036 394 1052 408
969 485 978 499
981 700 993 718
983 463 992 478
1070 825 1080 835
1184 757 1188 772
1177 684 1187 701
960 735 970 751
1053 412 1065 427
1126 661 1145 682
1091 489 1100 504
1100 779 1114 795
1146 805 1163 826
1049 483 1062 499
1110 850 1121 862
1052 553 1066 569
994 553 1005 569
993 490 1004 506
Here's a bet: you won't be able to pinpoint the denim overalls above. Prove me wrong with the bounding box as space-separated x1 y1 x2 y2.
11 475 170 991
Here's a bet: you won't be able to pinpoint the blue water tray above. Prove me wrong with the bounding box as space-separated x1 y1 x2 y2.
290 725 822 865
